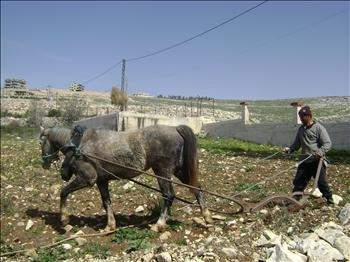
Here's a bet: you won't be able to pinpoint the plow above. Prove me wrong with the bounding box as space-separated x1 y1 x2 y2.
81 152 323 216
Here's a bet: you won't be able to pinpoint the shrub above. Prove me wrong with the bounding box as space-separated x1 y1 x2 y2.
111 86 128 110
59 95 87 125
25 100 45 127
47 108 62 117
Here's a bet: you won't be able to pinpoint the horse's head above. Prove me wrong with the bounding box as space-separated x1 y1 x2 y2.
60 125 87 181
39 126 60 169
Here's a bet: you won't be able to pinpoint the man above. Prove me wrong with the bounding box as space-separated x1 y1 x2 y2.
283 105 334 204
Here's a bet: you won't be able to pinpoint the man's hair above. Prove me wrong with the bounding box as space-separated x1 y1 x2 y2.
298 106 312 117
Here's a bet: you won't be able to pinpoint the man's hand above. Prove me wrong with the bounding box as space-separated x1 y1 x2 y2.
283 147 290 154
314 150 323 159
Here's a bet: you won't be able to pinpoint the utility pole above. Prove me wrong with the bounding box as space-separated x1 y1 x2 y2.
120 59 127 111
212 98 215 117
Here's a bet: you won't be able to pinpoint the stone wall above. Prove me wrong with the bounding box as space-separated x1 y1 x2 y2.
203 120 350 150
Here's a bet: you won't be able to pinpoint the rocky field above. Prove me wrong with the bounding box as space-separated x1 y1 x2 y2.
1 127 349 261
1 88 349 125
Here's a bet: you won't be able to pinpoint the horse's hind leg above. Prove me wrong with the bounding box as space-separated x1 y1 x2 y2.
151 167 175 232
194 189 213 224
175 170 213 224
60 176 90 225
97 180 116 231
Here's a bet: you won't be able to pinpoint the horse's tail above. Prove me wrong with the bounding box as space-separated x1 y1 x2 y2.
176 125 199 193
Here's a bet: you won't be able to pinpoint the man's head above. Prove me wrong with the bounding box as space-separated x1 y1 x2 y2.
298 106 312 125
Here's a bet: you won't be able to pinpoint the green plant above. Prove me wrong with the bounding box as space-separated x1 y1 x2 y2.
58 95 87 125
111 227 156 253
84 243 110 258
175 237 187 246
47 108 61 117
25 100 45 127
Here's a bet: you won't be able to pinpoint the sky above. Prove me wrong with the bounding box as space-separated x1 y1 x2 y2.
1 1 349 99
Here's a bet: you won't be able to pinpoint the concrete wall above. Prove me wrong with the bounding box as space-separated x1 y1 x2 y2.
73 111 203 134
73 113 118 130
203 120 350 150
118 111 203 134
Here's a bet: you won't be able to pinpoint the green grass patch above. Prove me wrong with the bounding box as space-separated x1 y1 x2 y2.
111 227 156 253
199 137 279 157
84 243 110 259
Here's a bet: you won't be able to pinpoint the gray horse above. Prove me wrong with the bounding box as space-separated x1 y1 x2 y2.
60 125 213 232
39 126 71 171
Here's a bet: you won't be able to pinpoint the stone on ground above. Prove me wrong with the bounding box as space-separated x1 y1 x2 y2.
267 243 307 262
338 203 350 225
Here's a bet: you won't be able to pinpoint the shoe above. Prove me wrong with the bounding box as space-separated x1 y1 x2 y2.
326 197 334 205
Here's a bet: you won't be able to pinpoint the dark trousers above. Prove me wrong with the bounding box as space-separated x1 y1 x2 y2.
292 160 332 200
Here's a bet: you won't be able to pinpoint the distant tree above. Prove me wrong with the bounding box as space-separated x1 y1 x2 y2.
111 86 128 110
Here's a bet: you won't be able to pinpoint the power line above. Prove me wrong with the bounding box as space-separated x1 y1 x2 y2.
126 0 269 62
82 60 122 85
81 1 268 84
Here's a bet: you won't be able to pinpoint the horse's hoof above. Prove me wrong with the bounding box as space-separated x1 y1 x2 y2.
150 223 166 232
60 213 69 226
203 209 213 224
103 225 116 233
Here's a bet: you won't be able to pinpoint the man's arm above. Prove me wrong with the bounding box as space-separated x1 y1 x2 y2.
289 128 301 153
317 125 332 156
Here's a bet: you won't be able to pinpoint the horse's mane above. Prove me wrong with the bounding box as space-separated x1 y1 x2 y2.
47 127 71 145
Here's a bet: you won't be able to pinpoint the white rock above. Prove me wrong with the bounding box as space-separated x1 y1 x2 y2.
122 181 135 190
338 203 350 225
320 221 343 231
255 235 274 248
306 239 344 262
17 222 25 227
267 243 307 262
226 220 236 227
25 219 34 230
192 217 208 228
5 185 13 189
287 227 293 234
260 209 268 215
142 252 154 262
75 237 87 246
135 205 145 213
332 194 343 205
221 247 237 258
64 225 73 232
182 206 193 215
156 252 172 262
314 227 344 246
72 230 85 236
204 237 214 246
61 243 72 250
333 235 350 260
159 231 171 241
25 187 33 192
212 215 226 221
196 246 205 256
310 188 322 198
295 233 319 253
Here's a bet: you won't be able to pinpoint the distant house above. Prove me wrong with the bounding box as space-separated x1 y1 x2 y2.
132 92 153 98
69 82 85 92
2 78 34 98
4 78 27 90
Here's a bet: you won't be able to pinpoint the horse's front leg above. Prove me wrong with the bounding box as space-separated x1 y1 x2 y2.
60 176 90 225
97 179 116 231
60 161 97 226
